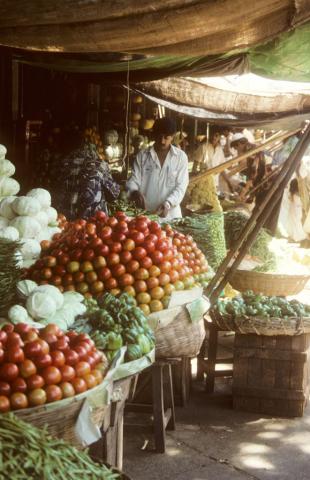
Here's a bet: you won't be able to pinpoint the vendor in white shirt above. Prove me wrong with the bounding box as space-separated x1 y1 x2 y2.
126 117 189 220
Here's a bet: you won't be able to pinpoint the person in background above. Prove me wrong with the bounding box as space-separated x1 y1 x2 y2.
126 117 189 220
278 179 308 242
57 129 120 220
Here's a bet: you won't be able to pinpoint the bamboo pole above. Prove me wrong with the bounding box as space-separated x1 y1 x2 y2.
205 125 310 304
189 128 301 185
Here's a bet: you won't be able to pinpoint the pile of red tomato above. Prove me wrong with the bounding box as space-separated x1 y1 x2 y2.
0 323 104 413
27 211 208 315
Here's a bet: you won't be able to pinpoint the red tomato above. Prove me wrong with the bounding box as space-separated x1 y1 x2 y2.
135 219 148 232
73 271 85 283
120 251 132 264
45 384 63 403
85 271 98 283
35 353 52 369
134 280 147 293
28 388 47 406
60 365 75 382
10 392 28 410
115 211 128 221
0 363 19 382
90 281 104 295
93 256 106 269
0 331 7 344
123 239 135 251
83 373 97 390
126 260 140 274
86 222 97 235
42 324 61 337
19 359 37 378
24 341 42 358
149 221 161 233
60 381 75 398
74 345 88 361
134 268 149 280
99 226 112 240
129 231 145 245
95 244 110 257
5 348 24 364
160 261 172 273
118 273 134 287
11 377 27 393
95 211 107 222
42 366 62 385
107 217 118 228
71 249 83 261
151 251 164 265
57 253 70 265
82 248 95 262
146 277 159 289
0 395 10 412
143 240 156 254
0 381 10 396
169 269 180 283
6 332 23 347
71 377 87 394
111 264 126 278
92 369 103 385
140 256 153 269
107 253 120 266
52 275 62 286
133 247 147 260
54 265 67 277
14 323 31 336
51 350 66 367
89 237 103 249
27 374 45 390
53 337 69 352
158 273 170 286
97 267 112 281
112 232 126 243
163 249 174 261
110 242 122 253
104 277 118 290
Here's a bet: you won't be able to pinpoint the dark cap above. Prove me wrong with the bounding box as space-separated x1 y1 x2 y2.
153 117 177 136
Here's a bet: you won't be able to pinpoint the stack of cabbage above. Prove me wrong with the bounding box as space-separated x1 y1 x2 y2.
0 188 61 268
0 144 20 201
0 144 61 268
6 280 86 330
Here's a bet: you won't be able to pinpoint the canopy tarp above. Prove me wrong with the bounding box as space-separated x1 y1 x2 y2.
0 0 308 56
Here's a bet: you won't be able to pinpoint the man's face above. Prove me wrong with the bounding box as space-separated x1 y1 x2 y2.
234 140 247 154
211 133 220 146
154 133 173 151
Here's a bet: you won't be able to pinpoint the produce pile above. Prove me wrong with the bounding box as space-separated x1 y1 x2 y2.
8 280 86 331
0 144 20 200
0 322 106 413
170 213 226 270
26 211 209 313
0 187 62 268
0 413 120 479
0 239 22 315
185 174 223 213
72 292 155 363
213 290 310 319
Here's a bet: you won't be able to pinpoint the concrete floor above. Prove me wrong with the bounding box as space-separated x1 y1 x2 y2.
123 332 310 480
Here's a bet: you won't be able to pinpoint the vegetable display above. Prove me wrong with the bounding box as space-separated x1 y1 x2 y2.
0 322 106 412
213 290 310 319
185 174 223 213
26 211 209 313
72 292 155 363
0 238 22 315
0 413 120 479
224 210 276 272
170 213 226 270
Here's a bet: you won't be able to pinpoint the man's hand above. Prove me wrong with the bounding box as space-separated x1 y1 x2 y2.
130 191 145 209
157 201 171 218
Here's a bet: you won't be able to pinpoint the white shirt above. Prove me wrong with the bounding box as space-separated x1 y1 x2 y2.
203 144 226 188
126 145 189 220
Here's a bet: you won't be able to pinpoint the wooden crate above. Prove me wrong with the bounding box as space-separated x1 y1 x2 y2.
233 333 310 417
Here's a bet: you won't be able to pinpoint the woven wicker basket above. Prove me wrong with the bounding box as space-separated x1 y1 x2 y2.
14 382 108 448
229 269 309 296
211 309 310 336
154 305 205 358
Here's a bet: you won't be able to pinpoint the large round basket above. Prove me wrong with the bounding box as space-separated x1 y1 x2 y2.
229 269 309 296
14 382 109 449
152 305 205 358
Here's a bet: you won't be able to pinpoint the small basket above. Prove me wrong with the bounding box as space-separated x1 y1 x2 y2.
14 382 109 448
153 305 205 358
229 269 309 296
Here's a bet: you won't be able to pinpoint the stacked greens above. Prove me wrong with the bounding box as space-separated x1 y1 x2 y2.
0 238 22 315
72 292 155 363
107 198 158 221
0 413 120 479
213 290 310 319
171 213 226 270
224 210 276 272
